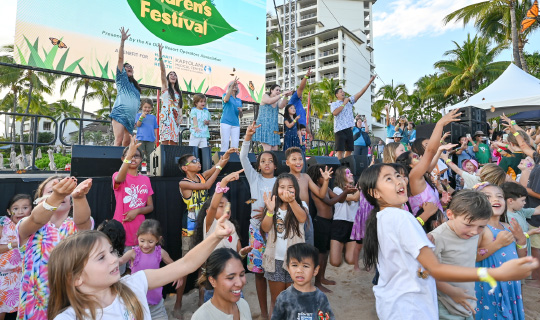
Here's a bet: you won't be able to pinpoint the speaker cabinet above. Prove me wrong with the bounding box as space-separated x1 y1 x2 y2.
416 122 469 145
212 152 257 175
340 155 369 177
306 156 341 172
71 145 124 177
149 145 199 177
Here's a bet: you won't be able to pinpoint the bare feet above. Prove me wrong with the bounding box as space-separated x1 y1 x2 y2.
315 281 333 293
172 308 183 320
321 278 336 285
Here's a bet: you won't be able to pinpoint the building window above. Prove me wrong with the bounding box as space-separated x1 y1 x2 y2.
43 121 51 131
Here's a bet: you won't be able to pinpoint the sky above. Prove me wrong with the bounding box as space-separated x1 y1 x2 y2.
1 0 539 110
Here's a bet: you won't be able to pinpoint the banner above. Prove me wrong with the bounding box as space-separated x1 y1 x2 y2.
14 0 267 103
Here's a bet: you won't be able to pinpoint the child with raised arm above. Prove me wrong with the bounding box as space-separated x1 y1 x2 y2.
119 219 175 319
47 214 235 320
284 147 333 246
261 173 308 317
174 148 233 316
189 93 211 148
428 190 492 319
17 176 93 320
307 165 354 293
360 110 538 320
241 121 277 319
271 243 335 320
112 136 154 266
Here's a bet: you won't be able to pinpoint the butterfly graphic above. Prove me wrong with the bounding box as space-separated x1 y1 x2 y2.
230 67 236 76
248 81 255 91
49 37 67 49
521 0 538 33
245 199 257 204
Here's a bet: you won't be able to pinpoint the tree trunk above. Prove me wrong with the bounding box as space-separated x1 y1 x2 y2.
509 1 523 69
10 89 17 154
519 37 528 73
79 81 88 145
19 83 33 167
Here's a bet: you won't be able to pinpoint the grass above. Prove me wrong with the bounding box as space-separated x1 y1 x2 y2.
248 83 265 104
183 78 208 93
17 36 84 73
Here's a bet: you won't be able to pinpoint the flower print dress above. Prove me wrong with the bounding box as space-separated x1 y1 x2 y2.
475 223 524 320
0 216 21 313
159 90 182 142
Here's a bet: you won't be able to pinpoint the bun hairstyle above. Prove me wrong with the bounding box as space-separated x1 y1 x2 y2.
197 248 242 290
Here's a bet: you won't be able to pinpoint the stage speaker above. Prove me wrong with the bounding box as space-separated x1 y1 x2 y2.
71 145 124 177
199 147 213 172
416 122 469 145
340 155 369 177
212 152 257 175
273 151 307 176
149 145 199 177
458 106 486 123
306 156 341 172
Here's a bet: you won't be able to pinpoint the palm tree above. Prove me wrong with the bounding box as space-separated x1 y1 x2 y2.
371 80 408 121
443 0 538 70
525 51 540 78
266 14 283 68
60 76 96 144
50 99 81 129
430 34 509 98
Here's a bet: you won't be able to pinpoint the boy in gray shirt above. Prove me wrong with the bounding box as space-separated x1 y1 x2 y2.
428 190 492 320
271 243 335 320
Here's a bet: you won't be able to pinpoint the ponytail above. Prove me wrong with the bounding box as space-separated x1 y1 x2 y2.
363 205 380 271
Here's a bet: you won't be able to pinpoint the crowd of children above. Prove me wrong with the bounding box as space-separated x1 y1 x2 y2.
3 106 540 320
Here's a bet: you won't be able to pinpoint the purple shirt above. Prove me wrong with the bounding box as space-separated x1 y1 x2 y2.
130 245 163 305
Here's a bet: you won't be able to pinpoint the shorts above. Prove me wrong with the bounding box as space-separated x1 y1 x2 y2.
331 220 354 243
264 259 292 283
182 236 195 257
247 224 266 273
334 128 354 152
529 223 540 249
313 216 332 254
149 299 168 320
189 136 208 148
304 211 314 246
437 300 474 320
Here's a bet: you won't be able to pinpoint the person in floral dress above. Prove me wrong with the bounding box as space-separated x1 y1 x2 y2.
158 44 183 145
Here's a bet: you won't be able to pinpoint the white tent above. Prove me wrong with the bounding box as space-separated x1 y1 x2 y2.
447 63 540 118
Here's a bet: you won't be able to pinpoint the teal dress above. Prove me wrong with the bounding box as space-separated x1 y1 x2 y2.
109 67 141 134
253 103 280 146
475 224 524 320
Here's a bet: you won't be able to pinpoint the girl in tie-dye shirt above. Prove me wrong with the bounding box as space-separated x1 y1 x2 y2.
16 176 93 320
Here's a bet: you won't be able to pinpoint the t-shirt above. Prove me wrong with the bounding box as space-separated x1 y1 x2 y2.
456 147 474 168
289 91 306 126
509 208 535 255
461 171 480 189
271 286 335 320
374 207 437 320
408 129 416 143
190 108 211 138
472 143 490 164
112 172 154 246
386 124 395 139
275 208 289 261
135 113 158 142
54 271 151 320
527 153 540 227
333 187 358 222
204 217 240 250
352 126 366 146
192 298 251 320
499 152 526 180
330 96 356 132
429 223 478 318
221 93 242 127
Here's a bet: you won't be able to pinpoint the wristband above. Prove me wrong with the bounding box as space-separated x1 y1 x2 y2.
445 159 451 164
340 104 345 108
516 242 526 249
304 75 309 79
513 132 519 136
266 212 274 218
7 242 12 250
505 144 509 149
525 232 530 239
42 199 58 211
440 140 444 144
416 217 425 226
215 165 223 171
477 267 497 294
511 120 516 126
293 120 297 123
138 117 144 122
123 159 131 164
215 182 230 194
497 148 503 153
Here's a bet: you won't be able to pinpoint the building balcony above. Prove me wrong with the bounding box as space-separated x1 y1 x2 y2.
298 3 317 14
318 38 339 50
266 67 277 74
299 12 317 26
297 43 315 54
298 29 315 39
319 48 339 58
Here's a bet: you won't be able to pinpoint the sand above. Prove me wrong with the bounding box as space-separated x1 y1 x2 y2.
164 264 540 319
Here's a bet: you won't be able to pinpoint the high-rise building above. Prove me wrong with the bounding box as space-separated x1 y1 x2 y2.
266 0 377 123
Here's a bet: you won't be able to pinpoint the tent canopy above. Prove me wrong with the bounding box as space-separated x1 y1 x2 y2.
508 110 540 125
448 63 540 118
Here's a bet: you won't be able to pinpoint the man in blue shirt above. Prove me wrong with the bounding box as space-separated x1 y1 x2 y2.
289 68 312 137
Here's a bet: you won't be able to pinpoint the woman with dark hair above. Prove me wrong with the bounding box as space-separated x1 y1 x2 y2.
110 27 142 146
253 84 293 151
221 77 243 152
158 44 183 145
192 248 251 319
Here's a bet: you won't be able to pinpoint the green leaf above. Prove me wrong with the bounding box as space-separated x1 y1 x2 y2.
78 64 87 76
196 79 205 93
127 0 236 46
257 83 265 104
55 48 70 71
64 57 84 73
24 36 45 68
16 45 27 65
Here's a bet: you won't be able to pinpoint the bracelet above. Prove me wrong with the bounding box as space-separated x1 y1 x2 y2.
513 132 519 136
123 159 131 164
440 140 444 144
445 159 451 164
524 232 530 239
477 267 497 294
293 120 297 123
215 165 223 171
416 217 425 226
42 199 58 211
304 75 309 79
266 212 274 218
497 148 503 153
240 252 247 259
138 117 144 122
7 242 12 250
516 242 527 249
511 120 516 126
215 183 230 194
505 144 509 149
340 104 345 108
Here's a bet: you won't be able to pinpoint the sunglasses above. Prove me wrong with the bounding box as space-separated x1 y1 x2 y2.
185 158 200 166
125 64 134 69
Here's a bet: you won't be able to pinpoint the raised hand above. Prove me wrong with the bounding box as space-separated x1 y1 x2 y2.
280 189 296 203
119 27 130 42
441 131 451 143
439 143 458 152
509 218 527 245
214 212 234 239
439 109 461 127
283 90 294 97
306 67 312 78
126 135 142 159
246 121 261 138
72 178 93 199
158 43 163 57
239 246 253 256
295 115 301 121
222 148 238 161
422 202 438 219
263 191 276 213
51 177 78 200
223 169 244 184
320 166 333 181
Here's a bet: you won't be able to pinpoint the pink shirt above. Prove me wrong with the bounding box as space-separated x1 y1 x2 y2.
112 172 153 246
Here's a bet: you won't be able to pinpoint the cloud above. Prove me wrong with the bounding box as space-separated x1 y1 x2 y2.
373 0 485 39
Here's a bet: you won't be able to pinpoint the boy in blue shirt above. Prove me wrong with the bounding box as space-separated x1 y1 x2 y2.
135 99 158 163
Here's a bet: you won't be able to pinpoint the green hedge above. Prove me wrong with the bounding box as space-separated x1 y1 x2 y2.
35 154 71 170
